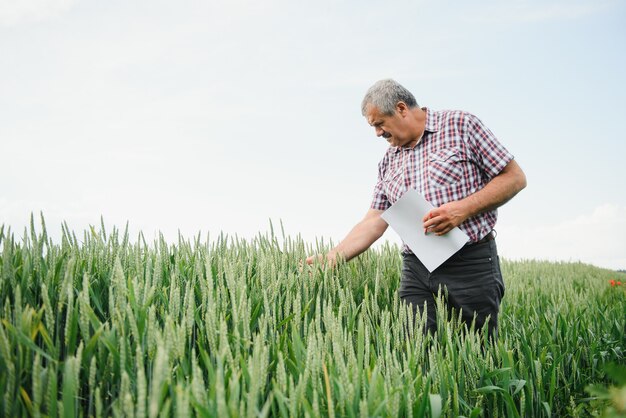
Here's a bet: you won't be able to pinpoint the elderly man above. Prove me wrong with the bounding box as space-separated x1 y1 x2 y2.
306 79 526 339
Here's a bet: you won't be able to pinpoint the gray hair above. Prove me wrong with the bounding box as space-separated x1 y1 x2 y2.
361 79 418 116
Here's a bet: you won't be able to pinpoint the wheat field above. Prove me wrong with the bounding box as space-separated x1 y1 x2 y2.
0 217 624 417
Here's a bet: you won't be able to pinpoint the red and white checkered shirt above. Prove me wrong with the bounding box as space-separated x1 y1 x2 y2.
371 108 513 250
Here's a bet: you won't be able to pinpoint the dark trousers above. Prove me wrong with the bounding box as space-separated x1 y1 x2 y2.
399 238 505 340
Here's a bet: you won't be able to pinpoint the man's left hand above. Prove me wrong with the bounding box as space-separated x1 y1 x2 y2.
422 200 468 235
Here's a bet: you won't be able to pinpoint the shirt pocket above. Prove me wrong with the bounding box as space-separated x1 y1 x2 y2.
382 165 404 197
428 148 465 188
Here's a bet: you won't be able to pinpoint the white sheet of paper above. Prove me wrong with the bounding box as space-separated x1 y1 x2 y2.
380 188 469 272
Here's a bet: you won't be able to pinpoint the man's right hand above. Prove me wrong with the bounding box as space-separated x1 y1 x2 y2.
301 252 338 271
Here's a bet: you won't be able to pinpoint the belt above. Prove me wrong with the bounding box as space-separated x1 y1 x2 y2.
468 231 495 246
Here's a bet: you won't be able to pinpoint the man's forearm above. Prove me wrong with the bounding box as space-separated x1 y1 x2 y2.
327 211 388 262
305 209 388 267
461 159 527 218
329 223 381 261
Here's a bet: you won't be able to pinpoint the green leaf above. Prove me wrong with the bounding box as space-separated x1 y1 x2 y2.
475 385 505 394
20 387 34 417
1 320 55 362
469 407 483 418
62 357 78 418
509 379 526 396
429 394 442 418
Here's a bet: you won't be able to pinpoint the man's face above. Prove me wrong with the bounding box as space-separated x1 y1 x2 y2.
365 104 412 148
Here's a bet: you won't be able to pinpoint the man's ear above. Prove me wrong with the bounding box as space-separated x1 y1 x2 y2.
396 101 408 116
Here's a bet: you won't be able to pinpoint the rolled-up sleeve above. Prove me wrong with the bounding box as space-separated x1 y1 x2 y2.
370 157 391 211
466 114 514 180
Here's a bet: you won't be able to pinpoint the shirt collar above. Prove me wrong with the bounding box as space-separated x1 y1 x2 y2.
423 107 440 133
391 107 438 153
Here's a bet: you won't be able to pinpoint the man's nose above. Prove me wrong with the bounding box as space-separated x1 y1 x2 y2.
375 127 384 137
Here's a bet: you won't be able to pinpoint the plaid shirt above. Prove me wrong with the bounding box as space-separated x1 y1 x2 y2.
371 108 513 249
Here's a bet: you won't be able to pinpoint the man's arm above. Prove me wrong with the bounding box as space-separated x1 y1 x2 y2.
306 208 388 266
423 159 527 235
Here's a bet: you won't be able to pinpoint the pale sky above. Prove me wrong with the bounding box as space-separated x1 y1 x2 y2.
1 0 625 270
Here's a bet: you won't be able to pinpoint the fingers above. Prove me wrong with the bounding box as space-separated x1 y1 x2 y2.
422 209 436 223
425 223 450 235
302 254 339 272
423 214 453 235
433 225 452 235
299 258 316 276
423 216 437 230
423 210 437 234
300 256 316 274
423 211 440 233
423 201 467 235
305 254 325 265
301 254 326 271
